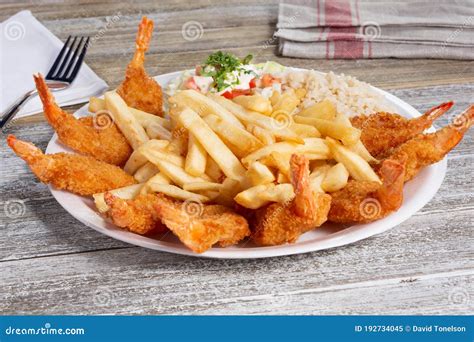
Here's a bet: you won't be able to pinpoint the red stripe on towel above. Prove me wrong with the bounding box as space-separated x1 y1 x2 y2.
324 0 352 26
325 0 364 59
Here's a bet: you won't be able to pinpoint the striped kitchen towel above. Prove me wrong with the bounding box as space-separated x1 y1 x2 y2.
276 0 474 59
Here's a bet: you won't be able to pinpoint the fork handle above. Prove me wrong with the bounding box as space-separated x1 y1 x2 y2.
1 89 38 131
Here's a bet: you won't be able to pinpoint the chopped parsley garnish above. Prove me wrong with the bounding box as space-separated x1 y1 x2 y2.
200 51 253 91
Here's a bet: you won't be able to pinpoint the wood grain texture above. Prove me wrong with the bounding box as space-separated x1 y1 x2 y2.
0 0 473 315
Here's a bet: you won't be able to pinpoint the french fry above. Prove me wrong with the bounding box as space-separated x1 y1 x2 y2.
261 152 290 177
166 127 189 156
321 162 349 192
289 123 321 138
297 100 336 120
205 155 224 182
309 164 330 193
259 183 295 203
185 135 207 176
247 124 275 145
131 107 171 130
241 141 298 166
140 172 171 195
272 91 300 116
311 159 329 171
234 183 295 209
214 178 242 207
147 158 209 187
276 171 290 184
246 161 275 185
183 181 223 192
145 122 172 140
204 114 263 156
93 184 144 213
104 91 149 149
242 138 329 167
233 94 272 115
349 142 379 163
234 184 270 209
141 144 185 168
147 183 209 202
170 90 244 128
294 116 361 146
295 88 307 100
123 139 170 174
334 112 378 163
270 91 281 106
134 162 159 183
177 108 247 183
208 94 303 143
89 96 171 130
326 137 381 183
88 97 106 112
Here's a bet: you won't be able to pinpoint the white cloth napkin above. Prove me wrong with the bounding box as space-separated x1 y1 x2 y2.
0 10 108 118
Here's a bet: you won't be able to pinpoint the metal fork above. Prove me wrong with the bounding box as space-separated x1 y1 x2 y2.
1 36 90 130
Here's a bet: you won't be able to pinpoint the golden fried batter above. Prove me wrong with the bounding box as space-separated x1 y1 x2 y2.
351 102 453 159
34 74 132 166
389 104 473 181
154 194 250 253
328 155 406 224
251 154 331 246
104 193 167 235
117 17 163 116
7 135 136 196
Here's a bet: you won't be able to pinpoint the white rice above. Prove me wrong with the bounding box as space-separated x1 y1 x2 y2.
280 69 393 117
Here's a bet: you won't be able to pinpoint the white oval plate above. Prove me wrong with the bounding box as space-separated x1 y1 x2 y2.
46 69 447 259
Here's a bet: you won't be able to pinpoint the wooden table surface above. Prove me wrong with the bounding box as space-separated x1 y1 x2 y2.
1 1 473 315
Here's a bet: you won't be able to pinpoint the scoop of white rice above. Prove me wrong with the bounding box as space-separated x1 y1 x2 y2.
280 69 393 117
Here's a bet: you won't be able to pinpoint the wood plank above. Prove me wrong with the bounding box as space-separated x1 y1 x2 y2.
1 238 472 314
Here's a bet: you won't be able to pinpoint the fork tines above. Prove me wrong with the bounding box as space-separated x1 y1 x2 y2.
46 36 90 83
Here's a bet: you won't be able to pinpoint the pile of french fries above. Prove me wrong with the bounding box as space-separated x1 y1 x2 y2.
88 86 381 214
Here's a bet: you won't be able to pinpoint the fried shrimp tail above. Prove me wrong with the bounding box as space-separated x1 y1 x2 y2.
390 104 474 181
328 154 407 224
104 193 166 235
251 154 331 246
7 135 136 196
117 17 163 116
34 74 132 166
153 194 250 253
351 101 453 158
